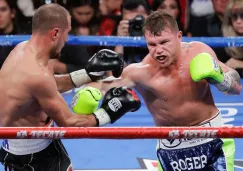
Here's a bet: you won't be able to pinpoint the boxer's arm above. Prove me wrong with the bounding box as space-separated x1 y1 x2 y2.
49 59 68 74
88 63 138 95
55 49 124 93
55 74 75 93
31 76 97 127
215 58 242 95
196 42 242 95
55 62 138 94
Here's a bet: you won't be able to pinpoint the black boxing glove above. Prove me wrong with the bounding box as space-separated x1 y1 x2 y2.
70 49 124 87
86 49 124 80
93 87 141 126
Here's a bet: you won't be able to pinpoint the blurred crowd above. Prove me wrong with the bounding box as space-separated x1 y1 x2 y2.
0 0 242 77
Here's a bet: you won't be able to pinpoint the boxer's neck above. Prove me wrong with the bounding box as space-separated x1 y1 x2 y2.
29 34 52 66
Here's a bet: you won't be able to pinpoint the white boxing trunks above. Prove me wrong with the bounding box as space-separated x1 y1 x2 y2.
2 119 54 155
0 120 72 171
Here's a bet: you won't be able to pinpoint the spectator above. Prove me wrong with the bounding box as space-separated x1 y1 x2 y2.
187 0 214 38
188 0 229 37
222 0 243 77
98 0 123 36
50 0 100 74
189 0 214 17
151 0 185 34
16 0 68 17
0 0 17 35
187 0 231 63
115 0 151 65
67 0 100 36
0 0 30 68
17 0 35 17
99 0 123 16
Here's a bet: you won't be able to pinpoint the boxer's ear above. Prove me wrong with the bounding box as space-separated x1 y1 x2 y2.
177 31 182 40
51 28 59 40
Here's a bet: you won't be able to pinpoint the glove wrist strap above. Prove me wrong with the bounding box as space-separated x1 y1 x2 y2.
93 108 111 126
70 69 92 88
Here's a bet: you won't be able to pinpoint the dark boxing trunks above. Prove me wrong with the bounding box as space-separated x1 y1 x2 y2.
157 111 235 171
0 139 72 171
157 138 235 171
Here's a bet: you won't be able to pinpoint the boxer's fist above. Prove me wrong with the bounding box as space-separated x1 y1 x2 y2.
93 87 141 126
70 50 124 87
190 53 224 84
86 49 124 81
71 86 102 114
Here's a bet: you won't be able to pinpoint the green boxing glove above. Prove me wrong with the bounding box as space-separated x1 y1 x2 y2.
71 86 102 114
190 52 224 83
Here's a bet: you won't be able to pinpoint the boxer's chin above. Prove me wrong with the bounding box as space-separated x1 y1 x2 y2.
160 60 171 68
55 52 61 59
50 52 61 59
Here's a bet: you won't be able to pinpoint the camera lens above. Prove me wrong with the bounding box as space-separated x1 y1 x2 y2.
129 15 145 37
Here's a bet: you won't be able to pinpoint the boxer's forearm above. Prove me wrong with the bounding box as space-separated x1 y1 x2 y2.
225 70 242 95
215 69 242 95
88 81 118 96
87 82 104 92
65 114 97 127
51 59 68 74
54 73 122 94
55 68 93 93
230 80 242 95
55 74 75 93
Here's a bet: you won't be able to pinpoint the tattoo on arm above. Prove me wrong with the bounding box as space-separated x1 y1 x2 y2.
215 69 242 95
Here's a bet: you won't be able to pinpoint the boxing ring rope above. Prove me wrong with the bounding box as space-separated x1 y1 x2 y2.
0 35 243 47
0 126 243 139
1 35 243 140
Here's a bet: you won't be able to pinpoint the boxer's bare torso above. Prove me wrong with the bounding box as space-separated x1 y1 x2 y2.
102 42 225 126
0 41 54 127
134 42 219 126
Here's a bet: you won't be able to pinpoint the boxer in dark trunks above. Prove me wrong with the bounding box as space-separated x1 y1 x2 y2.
0 3 141 171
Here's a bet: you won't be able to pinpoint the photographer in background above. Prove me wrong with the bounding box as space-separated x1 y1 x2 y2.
115 0 151 65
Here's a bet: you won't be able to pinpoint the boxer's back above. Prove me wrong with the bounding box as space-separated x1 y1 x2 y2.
0 42 49 127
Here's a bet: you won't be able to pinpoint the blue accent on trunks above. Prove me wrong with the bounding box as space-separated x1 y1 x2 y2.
2 140 9 150
157 139 227 171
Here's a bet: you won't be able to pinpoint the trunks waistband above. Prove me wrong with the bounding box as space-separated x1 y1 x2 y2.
2 120 54 155
158 111 223 150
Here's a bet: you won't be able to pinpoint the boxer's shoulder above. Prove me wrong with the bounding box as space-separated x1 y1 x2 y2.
181 42 213 61
123 62 148 81
184 41 206 47
186 41 212 53
12 41 29 52
27 71 57 96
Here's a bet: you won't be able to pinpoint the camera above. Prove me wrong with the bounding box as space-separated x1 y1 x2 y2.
128 15 145 37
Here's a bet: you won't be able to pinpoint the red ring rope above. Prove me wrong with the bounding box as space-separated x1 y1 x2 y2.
0 126 242 139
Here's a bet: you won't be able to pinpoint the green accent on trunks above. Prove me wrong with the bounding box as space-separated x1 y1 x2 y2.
157 138 235 171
